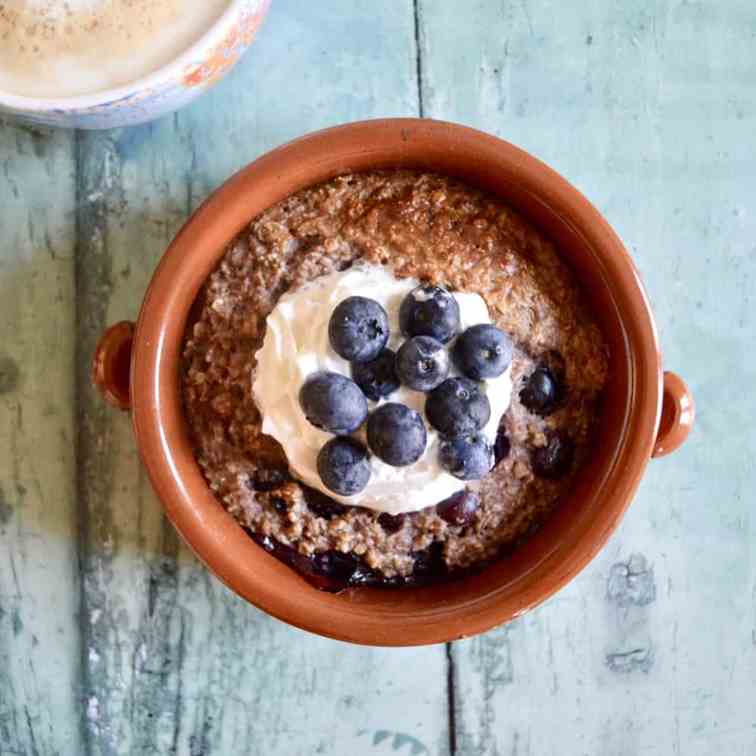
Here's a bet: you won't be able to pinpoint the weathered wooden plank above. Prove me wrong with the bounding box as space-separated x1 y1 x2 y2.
76 2 449 755
0 122 82 755
419 0 755 754
75 120 195 756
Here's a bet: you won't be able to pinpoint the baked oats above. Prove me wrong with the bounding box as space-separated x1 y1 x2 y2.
181 170 609 589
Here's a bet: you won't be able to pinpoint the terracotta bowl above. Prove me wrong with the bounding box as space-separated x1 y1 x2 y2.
93 119 694 646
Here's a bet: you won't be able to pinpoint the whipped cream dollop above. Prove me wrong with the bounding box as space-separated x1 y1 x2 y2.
253 264 512 515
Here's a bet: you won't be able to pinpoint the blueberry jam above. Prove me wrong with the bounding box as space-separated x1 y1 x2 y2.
378 512 406 533
493 427 511 467
247 468 291 492
250 484 501 591
301 485 347 519
251 532 460 591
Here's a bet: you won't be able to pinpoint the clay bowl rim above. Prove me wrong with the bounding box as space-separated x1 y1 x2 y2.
131 118 661 646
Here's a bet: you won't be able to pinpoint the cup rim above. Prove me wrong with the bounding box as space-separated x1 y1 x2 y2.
0 0 249 111
131 118 661 645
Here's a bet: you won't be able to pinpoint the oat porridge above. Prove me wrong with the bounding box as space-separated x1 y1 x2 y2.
181 170 609 590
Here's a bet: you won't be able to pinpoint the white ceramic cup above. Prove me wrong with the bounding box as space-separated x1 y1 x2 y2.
0 0 271 130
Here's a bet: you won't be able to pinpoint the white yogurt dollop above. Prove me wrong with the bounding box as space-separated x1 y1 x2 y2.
253 264 512 515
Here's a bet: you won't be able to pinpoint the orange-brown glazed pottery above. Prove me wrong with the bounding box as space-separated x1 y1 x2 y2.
92 119 694 646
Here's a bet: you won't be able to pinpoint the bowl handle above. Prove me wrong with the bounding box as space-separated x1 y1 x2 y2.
652 371 694 458
92 321 134 411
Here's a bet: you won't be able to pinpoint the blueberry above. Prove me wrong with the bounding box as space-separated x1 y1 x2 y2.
399 284 461 344
299 372 368 434
351 348 399 401
493 427 511 468
425 377 491 438
453 324 513 380
436 490 480 526
328 296 389 363
395 336 449 392
317 437 371 496
520 366 560 415
439 433 494 480
532 433 575 480
367 402 427 466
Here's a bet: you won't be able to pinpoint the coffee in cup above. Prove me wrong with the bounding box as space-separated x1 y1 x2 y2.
0 0 231 98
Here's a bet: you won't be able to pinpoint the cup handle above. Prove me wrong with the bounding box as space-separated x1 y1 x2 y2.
92 321 134 411
652 371 694 458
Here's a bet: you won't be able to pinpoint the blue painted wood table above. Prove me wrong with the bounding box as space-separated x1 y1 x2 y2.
0 1 753 754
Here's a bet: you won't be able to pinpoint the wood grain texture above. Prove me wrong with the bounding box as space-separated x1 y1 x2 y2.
1 0 755 754
419 0 756 754
0 123 82 755
74 2 448 756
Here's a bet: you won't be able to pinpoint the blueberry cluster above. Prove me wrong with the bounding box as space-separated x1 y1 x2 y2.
298 285 515 496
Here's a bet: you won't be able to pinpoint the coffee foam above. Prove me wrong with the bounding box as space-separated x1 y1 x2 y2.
0 0 231 98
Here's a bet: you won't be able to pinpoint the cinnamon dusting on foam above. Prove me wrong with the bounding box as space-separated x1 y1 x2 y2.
0 0 230 97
